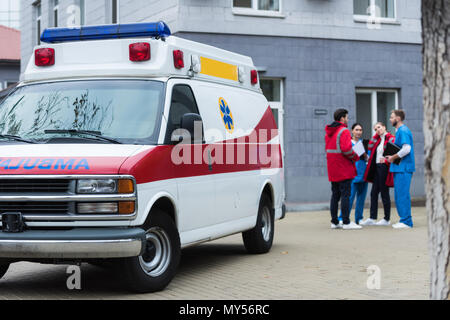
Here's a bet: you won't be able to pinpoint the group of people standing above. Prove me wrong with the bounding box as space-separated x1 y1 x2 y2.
325 108 415 230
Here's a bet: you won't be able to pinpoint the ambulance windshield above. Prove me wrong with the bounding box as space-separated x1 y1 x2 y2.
0 80 165 145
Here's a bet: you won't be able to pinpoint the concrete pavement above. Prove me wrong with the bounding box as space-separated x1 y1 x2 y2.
0 207 429 300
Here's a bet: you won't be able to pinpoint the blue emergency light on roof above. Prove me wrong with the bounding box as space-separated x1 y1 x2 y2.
40 21 171 43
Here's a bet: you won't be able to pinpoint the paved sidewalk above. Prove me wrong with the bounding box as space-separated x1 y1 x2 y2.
0 207 429 300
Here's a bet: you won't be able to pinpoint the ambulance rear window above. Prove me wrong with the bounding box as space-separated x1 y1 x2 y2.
0 80 165 145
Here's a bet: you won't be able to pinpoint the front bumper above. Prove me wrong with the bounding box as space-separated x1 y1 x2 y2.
0 228 146 259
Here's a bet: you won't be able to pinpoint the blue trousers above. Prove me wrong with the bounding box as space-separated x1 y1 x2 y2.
339 182 368 224
393 172 413 227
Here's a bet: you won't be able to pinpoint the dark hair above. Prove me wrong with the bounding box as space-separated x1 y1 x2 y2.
334 108 348 121
391 109 405 121
374 121 386 129
351 123 363 130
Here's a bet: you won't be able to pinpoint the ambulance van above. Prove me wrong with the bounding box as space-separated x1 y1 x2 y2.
0 22 285 292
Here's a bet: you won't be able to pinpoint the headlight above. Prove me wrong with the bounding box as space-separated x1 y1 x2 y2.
77 179 117 194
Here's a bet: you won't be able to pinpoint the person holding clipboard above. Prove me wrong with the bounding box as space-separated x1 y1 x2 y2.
385 110 415 229
360 122 395 226
338 123 369 225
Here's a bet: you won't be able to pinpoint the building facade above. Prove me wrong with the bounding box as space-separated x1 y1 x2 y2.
0 0 20 29
0 25 20 91
19 0 424 205
0 0 21 91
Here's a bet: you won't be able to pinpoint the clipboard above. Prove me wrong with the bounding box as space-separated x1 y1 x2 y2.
352 141 366 157
383 142 402 165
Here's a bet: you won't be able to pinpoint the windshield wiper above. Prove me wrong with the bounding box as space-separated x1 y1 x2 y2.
44 130 122 144
0 134 37 144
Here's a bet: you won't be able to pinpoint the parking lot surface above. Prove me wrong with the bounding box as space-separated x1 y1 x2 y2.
0 207 429 300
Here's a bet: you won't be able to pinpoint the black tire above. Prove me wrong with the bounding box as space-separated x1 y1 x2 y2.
0 263 10 280
242 193 274 254
118 209 180 293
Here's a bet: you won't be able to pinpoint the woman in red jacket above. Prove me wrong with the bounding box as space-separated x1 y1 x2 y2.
360 122 395 226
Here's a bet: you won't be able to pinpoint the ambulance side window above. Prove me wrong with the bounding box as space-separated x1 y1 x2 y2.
165 84 202 144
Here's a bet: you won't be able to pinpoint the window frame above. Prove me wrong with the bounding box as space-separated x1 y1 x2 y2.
33 0 42 45
79 0 86 25
355 88 399 136
111 0 120 24
53 0 59 27
232 0 285 18
164 83 203 145
260 77 285 157
353 0 399 25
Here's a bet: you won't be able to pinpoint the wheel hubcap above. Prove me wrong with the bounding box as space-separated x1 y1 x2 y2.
139 227 171 277
261 207 272 242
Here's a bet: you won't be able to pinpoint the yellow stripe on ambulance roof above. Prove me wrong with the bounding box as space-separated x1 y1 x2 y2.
200 57 238 81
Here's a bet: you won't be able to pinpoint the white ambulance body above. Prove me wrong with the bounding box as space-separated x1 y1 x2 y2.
0 22 285 292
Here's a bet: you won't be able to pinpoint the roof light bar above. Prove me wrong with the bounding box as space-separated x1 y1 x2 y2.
40 21 171 43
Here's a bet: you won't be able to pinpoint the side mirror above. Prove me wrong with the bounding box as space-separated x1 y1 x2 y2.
171 113 204 144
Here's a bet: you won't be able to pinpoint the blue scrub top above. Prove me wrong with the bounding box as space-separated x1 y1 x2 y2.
390 124 415 173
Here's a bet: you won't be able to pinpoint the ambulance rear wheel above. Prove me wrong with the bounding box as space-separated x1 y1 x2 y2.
0 263 10 280
119 210 180 293
242 193 274 254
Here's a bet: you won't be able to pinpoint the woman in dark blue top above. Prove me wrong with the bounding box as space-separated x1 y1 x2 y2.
339 123 369 224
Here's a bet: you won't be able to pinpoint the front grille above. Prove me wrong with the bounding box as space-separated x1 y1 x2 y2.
0 202 70 215
0 179 71 193
0 176 135 222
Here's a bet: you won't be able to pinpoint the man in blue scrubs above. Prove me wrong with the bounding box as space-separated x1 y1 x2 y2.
385 110 415 229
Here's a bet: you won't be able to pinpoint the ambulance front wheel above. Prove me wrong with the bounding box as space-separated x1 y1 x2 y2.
242 193 274 254
0 262 10 280
119 210 181 293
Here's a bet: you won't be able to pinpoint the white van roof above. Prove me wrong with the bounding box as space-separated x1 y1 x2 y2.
22 22 261 92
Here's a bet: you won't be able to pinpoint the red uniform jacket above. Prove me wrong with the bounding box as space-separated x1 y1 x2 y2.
325 121 359 182
363 132 395 187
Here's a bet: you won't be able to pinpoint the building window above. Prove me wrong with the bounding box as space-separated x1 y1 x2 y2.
34 1 42 45
257 0 280 11
0 0 20 29
353 0 396 23
66 0 85 26
53 0 59 27
164 85 201 144
80 0 85 25
355 89 399 140
1 81 16 90
260 78 284 155
112 0 120 24
233 0 280 11
232 0 284 17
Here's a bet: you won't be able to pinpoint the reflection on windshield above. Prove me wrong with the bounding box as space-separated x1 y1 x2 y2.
0 80 164 144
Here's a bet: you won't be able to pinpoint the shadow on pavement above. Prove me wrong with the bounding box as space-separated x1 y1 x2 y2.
0 242 257 297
